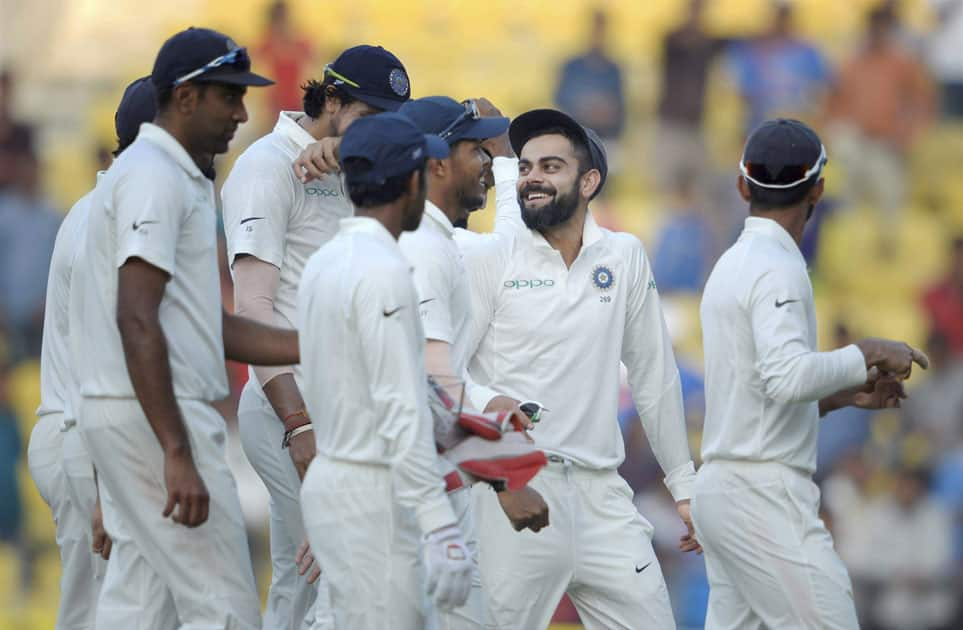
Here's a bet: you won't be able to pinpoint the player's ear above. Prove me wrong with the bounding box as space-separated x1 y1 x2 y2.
580 169 601 200
172 83 199 115
736 175 752 202
426 157 446 179
323 86 342 116
809 177 825 205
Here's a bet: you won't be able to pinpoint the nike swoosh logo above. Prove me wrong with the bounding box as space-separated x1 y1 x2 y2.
775 299 799 308
240 216 265 225
383 306 404 317
419 299 435 305
635 562 652 574
132 220 159 231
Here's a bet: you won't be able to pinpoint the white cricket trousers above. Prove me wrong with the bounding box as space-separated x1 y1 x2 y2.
691 460 859 630
28 413 106 630
237 383 332 630
437 483 487 630
79 397 262 630
473 459 676 630
300 456 430 630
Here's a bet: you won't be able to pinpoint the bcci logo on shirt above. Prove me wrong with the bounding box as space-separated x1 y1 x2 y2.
592 265 614 291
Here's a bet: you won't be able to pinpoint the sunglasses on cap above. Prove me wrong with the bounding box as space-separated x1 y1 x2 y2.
324 64 361 89
739 144 827 190
172 47 251 87
438 99 481 140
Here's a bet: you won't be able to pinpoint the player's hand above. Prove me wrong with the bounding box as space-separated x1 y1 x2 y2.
91 498 112 560
472 97 514 159
288 430 316 481
295 539 321 584
676 500 702 555
423 524 474 611
162 449 210 527
856 338 929 379
496 485 550 532
484 395 534 431
293 137 341 183
851 367 907 410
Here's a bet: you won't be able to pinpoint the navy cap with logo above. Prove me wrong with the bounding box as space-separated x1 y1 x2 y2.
339 112 449 185
151 27 273 89
509 108 608 198
398 96 509 145
325 45 411 112
739 119 827 190
115 76 157 152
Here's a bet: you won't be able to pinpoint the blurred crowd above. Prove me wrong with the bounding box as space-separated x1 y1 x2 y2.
1 0 961 628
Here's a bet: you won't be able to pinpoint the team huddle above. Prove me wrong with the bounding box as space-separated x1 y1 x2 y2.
29 25 932 630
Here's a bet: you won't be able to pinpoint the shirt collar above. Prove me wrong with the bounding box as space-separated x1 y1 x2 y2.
339 216 400 252
528 208 604 250
137 123 205 180
275 111 318 151
742 216 805 263
423 200 455 236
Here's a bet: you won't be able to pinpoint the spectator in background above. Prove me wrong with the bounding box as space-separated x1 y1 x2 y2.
0 360 26 593
257 1 315 116
651 171 715 293
554 8 625 169
0 140 60 357
866 467 957 630
654 0 727 194
0 70 35 192
927 0 963 119
922 237 963 358
902 330 963 450
827 5 934 229
727 1 831 132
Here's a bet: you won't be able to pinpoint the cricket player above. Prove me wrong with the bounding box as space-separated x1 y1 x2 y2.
691 118 929 630
77 28 298 629
297 113 473 629
397 95 551 629
28 75 155 630
460 108 699 629
221 44 410 630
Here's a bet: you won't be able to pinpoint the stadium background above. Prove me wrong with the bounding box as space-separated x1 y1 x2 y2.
1 0 961 628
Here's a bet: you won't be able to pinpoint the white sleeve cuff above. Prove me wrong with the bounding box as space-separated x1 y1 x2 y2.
414 495 459 536
838 344 870 389
492 156 519 185
663 460 696 502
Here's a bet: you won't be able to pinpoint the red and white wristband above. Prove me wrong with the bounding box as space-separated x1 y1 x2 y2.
281 409 313 449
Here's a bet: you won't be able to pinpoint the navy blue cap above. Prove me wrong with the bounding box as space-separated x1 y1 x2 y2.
339 112 449 185
115 76 157 152
326 45 410 112
152 27 273 89
740 119 826 189
398 96 509 145
509 108 608 198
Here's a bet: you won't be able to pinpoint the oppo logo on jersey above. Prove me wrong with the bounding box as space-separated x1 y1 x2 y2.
305 187 340 197
504 279 555 290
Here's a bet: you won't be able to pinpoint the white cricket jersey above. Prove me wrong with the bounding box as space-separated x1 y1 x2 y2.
459 161 695 500
297 216 457 535
222 111 352 337
699 217 868 473
80 123 228 402
37 187 92 422
399 201 472 376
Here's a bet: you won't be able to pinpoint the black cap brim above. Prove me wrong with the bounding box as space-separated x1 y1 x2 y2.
194 69 274 87
344 87 407 112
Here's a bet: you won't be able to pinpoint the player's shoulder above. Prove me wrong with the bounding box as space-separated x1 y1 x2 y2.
108 138 184 191
455 227 513 268
600 227 648 256
226 132 297 185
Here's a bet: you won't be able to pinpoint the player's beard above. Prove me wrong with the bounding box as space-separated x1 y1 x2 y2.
519 181 580 233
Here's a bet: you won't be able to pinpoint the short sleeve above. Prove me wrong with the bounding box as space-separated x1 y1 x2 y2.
402 238 454 344
114 165 184 275
221 151 294 269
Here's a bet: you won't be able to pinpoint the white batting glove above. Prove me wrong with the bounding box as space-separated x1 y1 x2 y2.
423 524 473 611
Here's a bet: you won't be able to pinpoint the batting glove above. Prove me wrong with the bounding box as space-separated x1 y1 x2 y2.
423 524 473 611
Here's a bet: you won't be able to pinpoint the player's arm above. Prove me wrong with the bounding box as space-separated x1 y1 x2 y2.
232 255 314 477
222 310 299 366
471 97 524 235
621 245 700 553
117 258 208 527
750 269 927 404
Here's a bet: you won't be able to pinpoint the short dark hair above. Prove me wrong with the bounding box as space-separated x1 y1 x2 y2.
155 82 208 112
524 125 592 176
747 176 818 210
344 159 424 208
302 77 358 118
